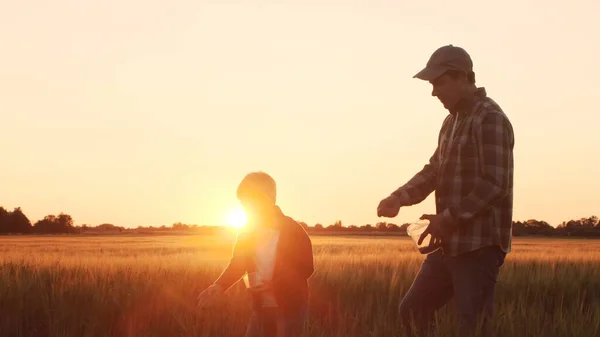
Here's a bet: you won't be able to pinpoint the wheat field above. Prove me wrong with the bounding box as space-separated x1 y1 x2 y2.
0 234 599 337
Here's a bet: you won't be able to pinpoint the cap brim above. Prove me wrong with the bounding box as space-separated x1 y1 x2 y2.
413 66 446 81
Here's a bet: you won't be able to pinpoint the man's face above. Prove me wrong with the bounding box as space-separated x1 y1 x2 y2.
429 72 468 111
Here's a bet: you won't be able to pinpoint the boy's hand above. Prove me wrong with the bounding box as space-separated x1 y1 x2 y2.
196 284 224 309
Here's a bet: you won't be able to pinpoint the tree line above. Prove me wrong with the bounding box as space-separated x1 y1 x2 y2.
1 206 599 237
0 207 75 234
299 217 600 237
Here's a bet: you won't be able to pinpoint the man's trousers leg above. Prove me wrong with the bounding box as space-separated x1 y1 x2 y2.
447 245 506 336
399 250 453 337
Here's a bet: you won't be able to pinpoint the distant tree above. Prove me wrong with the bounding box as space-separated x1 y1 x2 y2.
95 223 124 232
512 221 526 236
386 223 400 231
376 222 388 231
583 216 598 228
57 213 74 229
298 221 309 230
7 207 32 233
0 207 9 233
33 215 60 233
33 213 75 234
327 220 343 230
172 222 189 230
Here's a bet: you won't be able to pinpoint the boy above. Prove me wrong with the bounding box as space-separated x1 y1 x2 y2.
197 172 314 337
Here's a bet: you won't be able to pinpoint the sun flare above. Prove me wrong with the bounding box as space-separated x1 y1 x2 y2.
226 208 248 229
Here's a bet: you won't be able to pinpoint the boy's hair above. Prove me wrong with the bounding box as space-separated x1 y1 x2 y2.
236 171 277 204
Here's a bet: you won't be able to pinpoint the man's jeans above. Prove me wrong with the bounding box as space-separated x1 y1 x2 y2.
399 245 506 337
244 305 308 337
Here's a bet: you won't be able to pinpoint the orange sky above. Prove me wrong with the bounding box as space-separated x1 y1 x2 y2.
1 0 599 228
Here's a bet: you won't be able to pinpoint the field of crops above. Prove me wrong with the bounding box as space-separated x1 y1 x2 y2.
0 234 599 337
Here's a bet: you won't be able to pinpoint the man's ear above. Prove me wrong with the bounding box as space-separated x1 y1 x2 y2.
459 70 470 84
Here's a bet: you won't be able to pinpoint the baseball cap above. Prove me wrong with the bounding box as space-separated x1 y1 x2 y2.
413 44 473 81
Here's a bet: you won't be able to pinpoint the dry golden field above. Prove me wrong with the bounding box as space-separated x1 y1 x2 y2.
0 234 599 337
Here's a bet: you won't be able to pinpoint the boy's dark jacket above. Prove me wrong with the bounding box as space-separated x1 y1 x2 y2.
214 206 314 313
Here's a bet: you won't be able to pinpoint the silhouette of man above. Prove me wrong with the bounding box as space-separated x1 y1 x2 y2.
197 171 314 337
377 45 515 336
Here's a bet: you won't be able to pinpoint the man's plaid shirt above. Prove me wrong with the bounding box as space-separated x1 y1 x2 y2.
394 87 515 257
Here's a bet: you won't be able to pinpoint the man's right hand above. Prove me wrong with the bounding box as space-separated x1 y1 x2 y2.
377 194 402 218
196 284 224 309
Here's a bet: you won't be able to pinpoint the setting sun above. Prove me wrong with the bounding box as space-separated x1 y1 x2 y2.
226 208 247 229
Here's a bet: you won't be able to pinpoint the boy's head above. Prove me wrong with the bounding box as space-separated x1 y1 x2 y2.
236 171 277 219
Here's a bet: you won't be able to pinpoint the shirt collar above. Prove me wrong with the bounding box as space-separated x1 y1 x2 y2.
451 87 486 115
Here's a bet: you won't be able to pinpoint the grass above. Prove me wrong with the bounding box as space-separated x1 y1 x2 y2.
0 234 599 337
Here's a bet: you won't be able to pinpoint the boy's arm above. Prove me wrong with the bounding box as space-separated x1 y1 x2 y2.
213 234 248 291
280 222 314 281
295 225 314 279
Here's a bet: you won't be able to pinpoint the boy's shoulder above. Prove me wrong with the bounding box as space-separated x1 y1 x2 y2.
280 214 301 230
276 208 309 235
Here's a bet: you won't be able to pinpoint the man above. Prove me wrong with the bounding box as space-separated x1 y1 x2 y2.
377 45 515 336
197 171 314 337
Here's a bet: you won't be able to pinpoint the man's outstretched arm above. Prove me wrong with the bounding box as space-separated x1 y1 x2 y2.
391 146 440 206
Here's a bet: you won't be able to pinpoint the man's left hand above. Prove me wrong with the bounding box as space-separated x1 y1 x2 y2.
418 214 446 246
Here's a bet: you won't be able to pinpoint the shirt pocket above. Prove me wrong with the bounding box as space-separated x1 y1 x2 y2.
457 142 479 174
